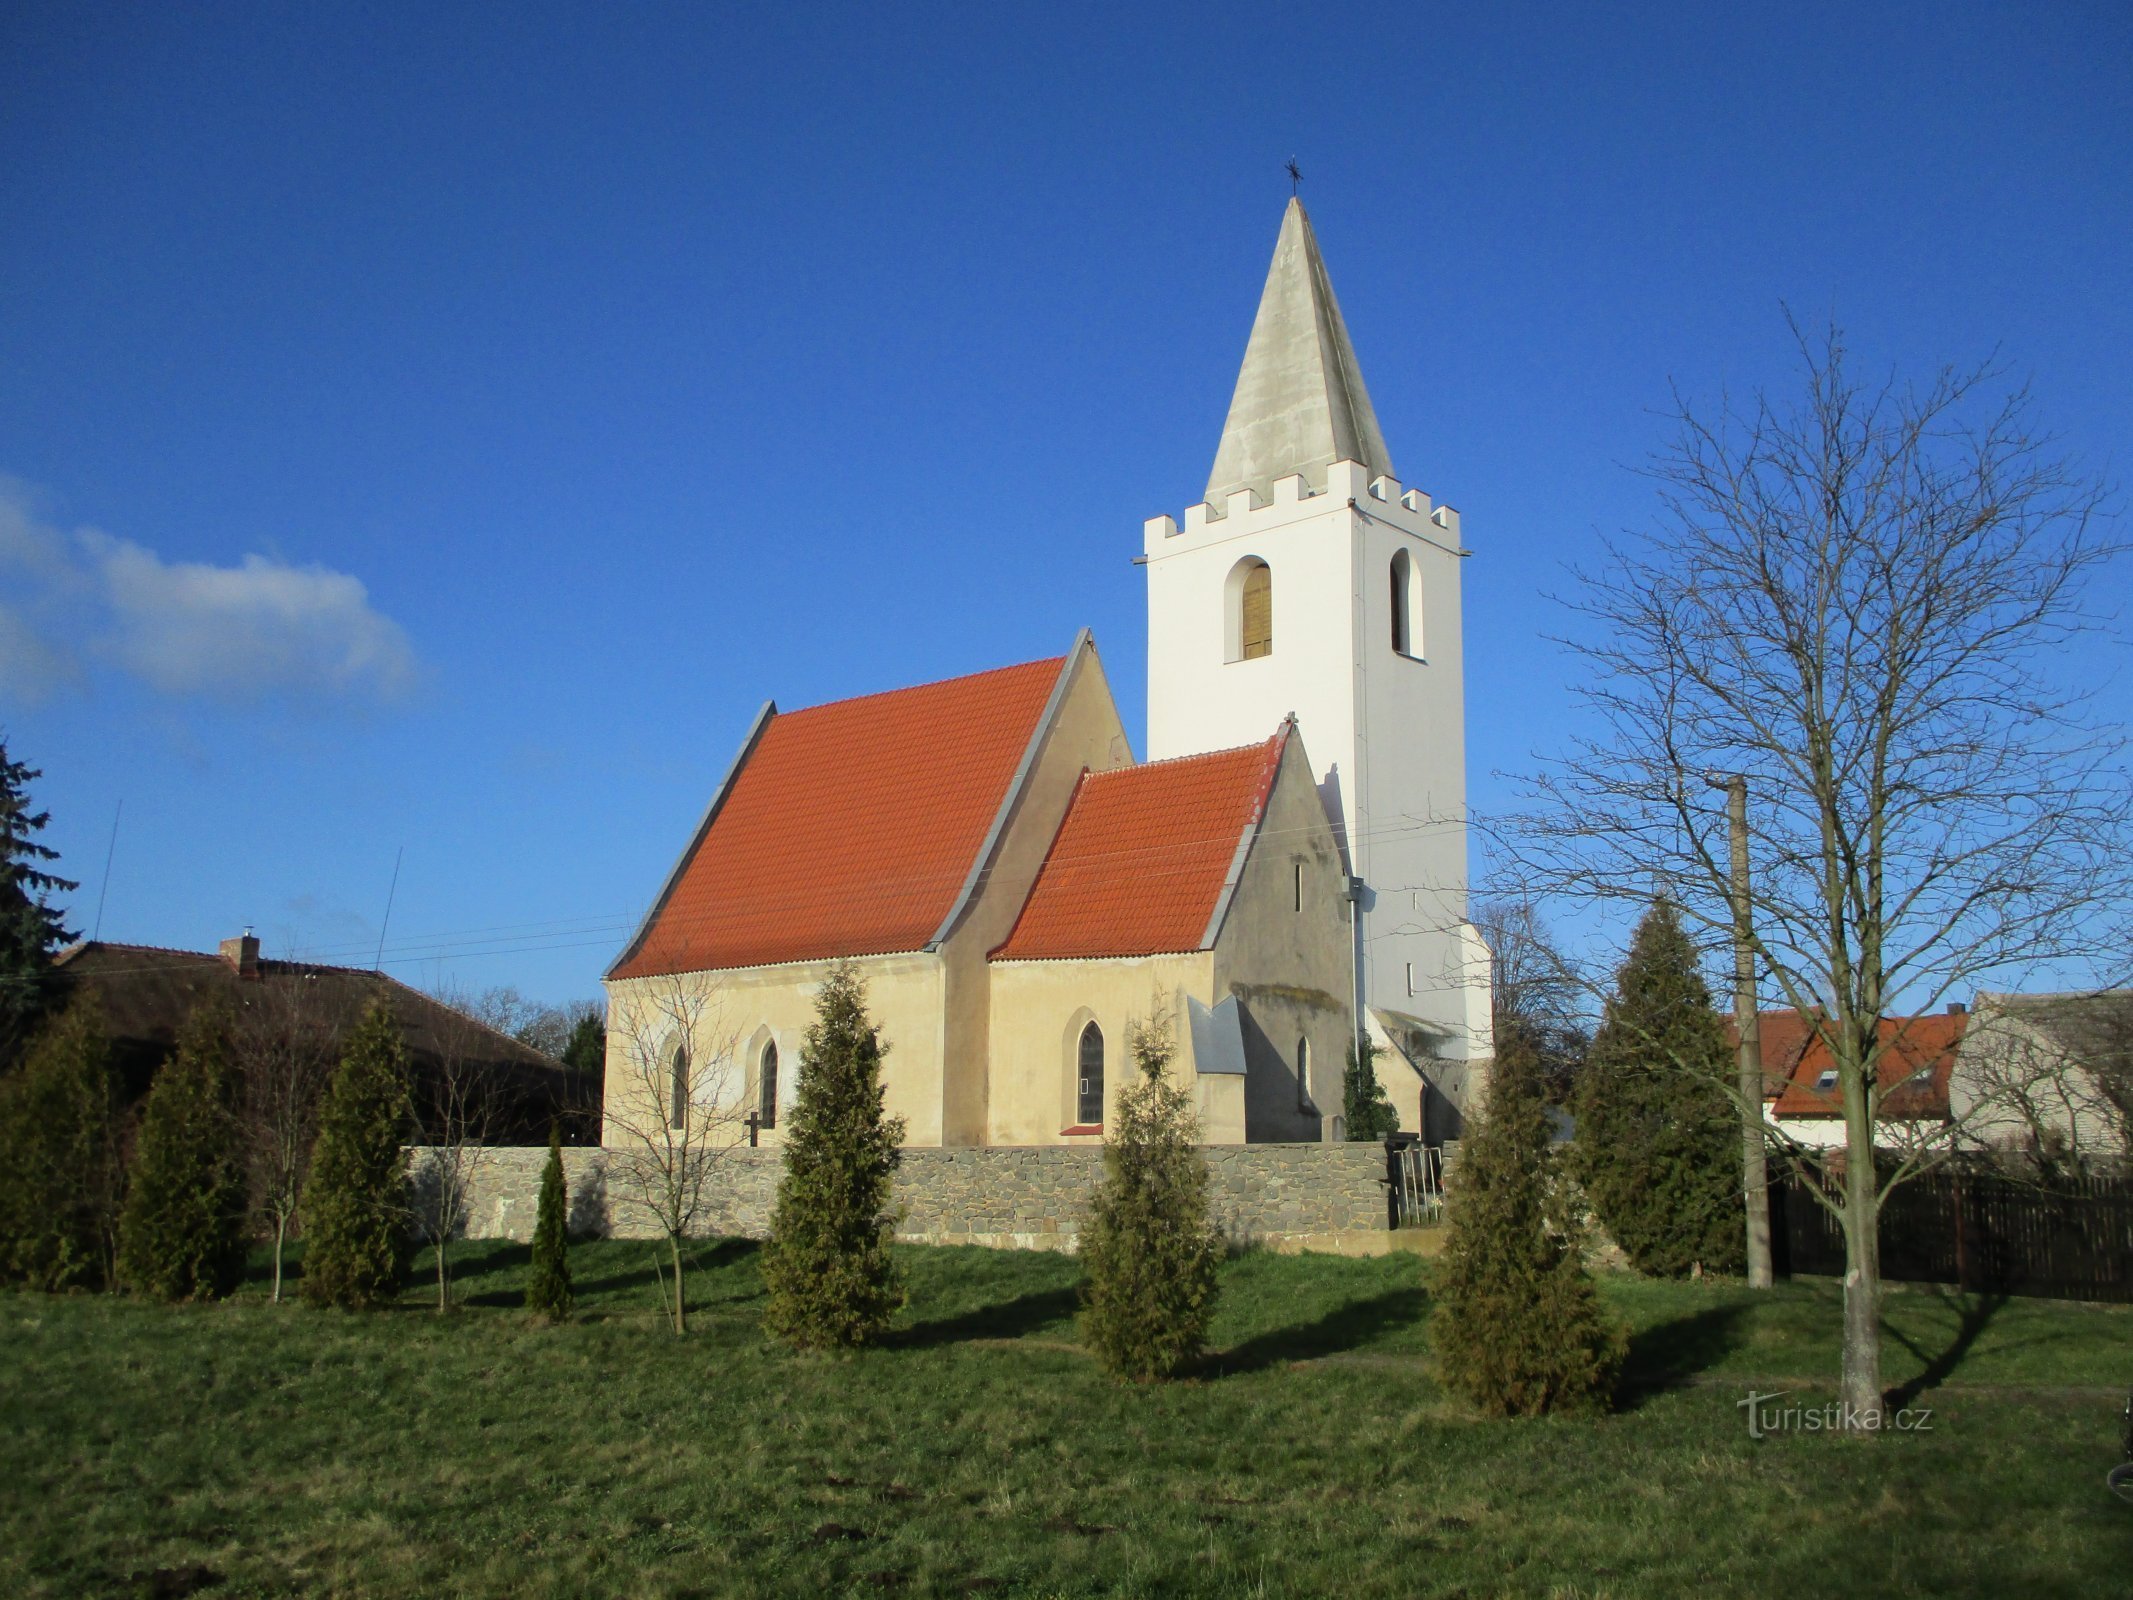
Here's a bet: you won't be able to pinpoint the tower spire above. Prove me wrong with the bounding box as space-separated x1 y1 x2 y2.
1205 198 1393 507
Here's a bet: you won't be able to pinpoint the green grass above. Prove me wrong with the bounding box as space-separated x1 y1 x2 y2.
3 1240 2129 1598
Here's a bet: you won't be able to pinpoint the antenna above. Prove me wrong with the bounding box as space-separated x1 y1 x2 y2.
374 846 403 973
91 798 122 942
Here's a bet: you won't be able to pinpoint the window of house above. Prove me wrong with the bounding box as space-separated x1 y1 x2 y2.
1815 1069 1839 1092
1077 1021 1105 1126
1297 1035 1311 1110
759 1039 779 1129
669 1042 689 1129
1225 557 1274 662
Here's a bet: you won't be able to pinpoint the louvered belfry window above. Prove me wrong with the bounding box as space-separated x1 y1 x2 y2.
1077 1021 1105 1126
1241 562 1273 659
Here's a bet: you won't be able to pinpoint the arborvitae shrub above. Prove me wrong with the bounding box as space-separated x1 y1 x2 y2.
525 1122 573 1322
1573 899 1744 1277
1343 1035 1401 1141
0 994 123 1291
1432 1024 1626 1416
762 965 906 1350
1079 1013 1222 1381
117 996 248 1301
300 999 412 1309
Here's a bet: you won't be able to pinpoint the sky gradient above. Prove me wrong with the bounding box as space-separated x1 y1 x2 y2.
3 2 2128 1004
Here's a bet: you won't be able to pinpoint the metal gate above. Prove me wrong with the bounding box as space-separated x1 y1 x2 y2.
1387 1138 1444 1227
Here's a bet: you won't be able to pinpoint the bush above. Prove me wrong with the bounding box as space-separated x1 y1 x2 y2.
0 995 123 1291
116 996 248 1301
1343 1034 1401 1141
762 965 906 1350
1573 899 1744 1276
300 999 412 1310
1079 1011 1222 1381
525 1123 573 1322
1433 1024 1626 1416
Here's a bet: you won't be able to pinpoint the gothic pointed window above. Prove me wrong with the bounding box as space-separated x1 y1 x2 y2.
759 1040 779 1130
1241 561 1273 659
1077 1021 1105 1126
669 1042 689 1129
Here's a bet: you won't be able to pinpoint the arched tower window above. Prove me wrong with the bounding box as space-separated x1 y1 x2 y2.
1224 557 1273 662
1077 1021 1105 1126
669 1042 689 1129
1390 548 1422 657
758 1040 779 1130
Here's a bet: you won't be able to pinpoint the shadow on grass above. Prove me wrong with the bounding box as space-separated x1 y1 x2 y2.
1209 1286 1429 1377
888 1287 1082 1350
568 1238 760 1302
1616 1303 1752 1410
1885 1291 2009 1410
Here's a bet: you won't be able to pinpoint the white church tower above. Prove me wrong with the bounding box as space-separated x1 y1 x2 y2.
1143 198 1491 1121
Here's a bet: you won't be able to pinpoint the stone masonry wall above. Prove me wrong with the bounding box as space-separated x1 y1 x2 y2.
415 1141 1388 1253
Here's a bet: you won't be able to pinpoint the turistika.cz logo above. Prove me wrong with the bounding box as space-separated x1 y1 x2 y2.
1738 1390 1934 1438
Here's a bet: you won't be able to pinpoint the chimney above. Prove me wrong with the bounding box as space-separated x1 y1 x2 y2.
1946 1001 1966 1016
220 928 261 980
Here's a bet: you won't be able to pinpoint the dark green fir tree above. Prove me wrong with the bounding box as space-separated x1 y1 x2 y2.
300 998 412 1309
525 1122 573 1322
761 965 906 1351
1573 899 1744 1277
117 995 249 1301
1343 1034 1401 1141
0 737 76 1072
561 1011 604 1077
1079 1012 1222 1382
0 994 123 1291
1432 1024 1626 1416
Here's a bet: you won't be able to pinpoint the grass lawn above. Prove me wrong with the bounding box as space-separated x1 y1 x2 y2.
4 1239 2129 1598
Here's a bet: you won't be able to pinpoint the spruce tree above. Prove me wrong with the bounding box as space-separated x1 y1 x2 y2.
0 738 76 1072
561 1011 604 1077
300 999 412 1309
1078 1013 1222 1381
1573 899 1744 1277
525 1122 573 1322
0 994 123 1291
117 995 249 1301
1343 1035 1401 1141
761 965 906 1351
1432 1023 1626 1416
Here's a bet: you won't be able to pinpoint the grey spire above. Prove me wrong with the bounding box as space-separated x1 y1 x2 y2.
1205 197 1394 506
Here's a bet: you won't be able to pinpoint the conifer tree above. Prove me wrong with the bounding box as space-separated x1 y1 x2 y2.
0 994 123 1290
0 738 76 1071
300 998 412 1309
1343 1034 1401 1141
117 996 248 1301
525 1122 573 1322
761 965 906 1351
1079 1010 1222 1381
1573 899 1744 1277
1432 1023 1626 1416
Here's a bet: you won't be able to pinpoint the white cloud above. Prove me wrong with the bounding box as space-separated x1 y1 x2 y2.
0 479 418 705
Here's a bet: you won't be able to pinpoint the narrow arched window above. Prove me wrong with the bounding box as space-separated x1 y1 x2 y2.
1297 1035 1312 1110
669 1042 689 1129
759 1040 779 1130
1241 561 1273 659
1077 1021 1105 1126
1390 548 1423 657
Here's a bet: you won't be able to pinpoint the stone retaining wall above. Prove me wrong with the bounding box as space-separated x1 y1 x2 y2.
414 1141 1388 1253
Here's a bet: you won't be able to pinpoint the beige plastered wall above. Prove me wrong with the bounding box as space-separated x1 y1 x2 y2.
1210 732 1356 1141
934 641 1132 1145
602 951 946 1149
985 952 1212 1144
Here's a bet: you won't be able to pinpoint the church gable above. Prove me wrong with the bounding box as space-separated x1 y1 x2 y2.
611 652 1073 978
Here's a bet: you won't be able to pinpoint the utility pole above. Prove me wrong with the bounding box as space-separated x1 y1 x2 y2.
1720 774 1775 1288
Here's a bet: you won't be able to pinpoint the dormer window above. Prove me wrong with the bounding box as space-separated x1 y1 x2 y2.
1815 1069 1839 1092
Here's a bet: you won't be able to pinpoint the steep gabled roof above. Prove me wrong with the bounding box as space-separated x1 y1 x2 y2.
611 650 1077 978
991 727 1289 962
1205 197 1394 506
1773 1013 1968 1121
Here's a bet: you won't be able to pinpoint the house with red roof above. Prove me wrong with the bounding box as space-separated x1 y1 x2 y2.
1766 1010 1968 1151
604 632 1353 1147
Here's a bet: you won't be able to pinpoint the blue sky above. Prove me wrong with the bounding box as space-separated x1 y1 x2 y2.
3 2 2128 1005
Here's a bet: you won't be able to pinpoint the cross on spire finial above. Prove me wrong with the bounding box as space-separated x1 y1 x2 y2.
1285 157 1302 195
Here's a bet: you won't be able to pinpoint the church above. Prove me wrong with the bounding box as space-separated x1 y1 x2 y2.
602 198 1492 1149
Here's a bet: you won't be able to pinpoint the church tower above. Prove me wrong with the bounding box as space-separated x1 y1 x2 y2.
1143 198 1491 1104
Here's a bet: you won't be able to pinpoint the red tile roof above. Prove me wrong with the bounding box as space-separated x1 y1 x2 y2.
1726 1008 1817 1099
991 730 1287 962
1772 1013 1967 1120
612 656 1066 978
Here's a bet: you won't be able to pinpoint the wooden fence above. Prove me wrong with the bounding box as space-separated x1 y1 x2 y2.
1772 1168 2133 1303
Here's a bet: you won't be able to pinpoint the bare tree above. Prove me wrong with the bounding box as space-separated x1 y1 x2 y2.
407 986 505 1312
1512 318 2128 1426
231 975 337 1304
1470 896 1591 1102
601 970 746 1334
